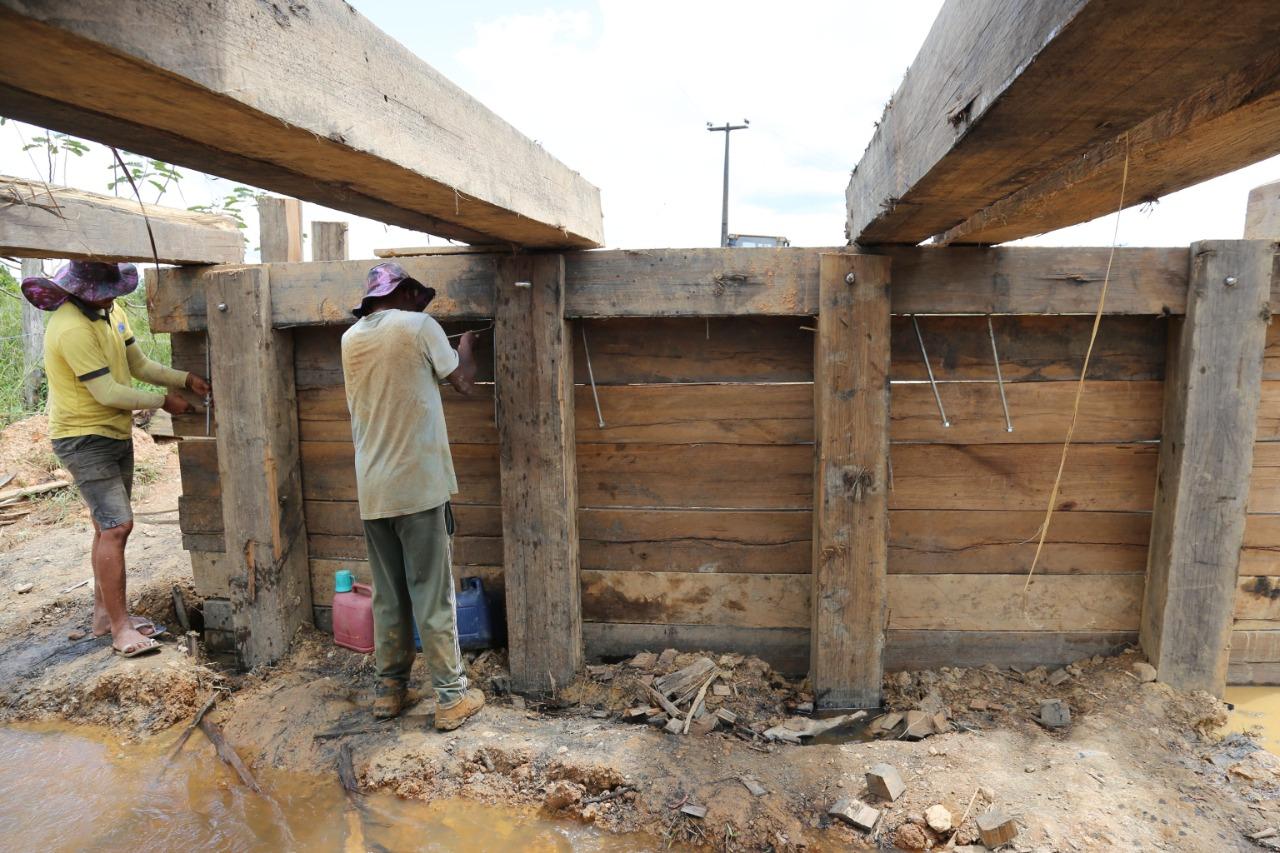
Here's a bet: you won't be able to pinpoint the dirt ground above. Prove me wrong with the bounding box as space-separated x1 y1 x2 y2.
2 416 1278 851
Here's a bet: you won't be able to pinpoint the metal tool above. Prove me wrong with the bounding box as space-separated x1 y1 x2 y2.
987 315 1013 432
204 335 212 436
911 315 950 428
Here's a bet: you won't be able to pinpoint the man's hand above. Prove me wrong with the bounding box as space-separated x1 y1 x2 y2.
186 373 212 399
162 391 196 416
458 330 478 351
447 330 479 395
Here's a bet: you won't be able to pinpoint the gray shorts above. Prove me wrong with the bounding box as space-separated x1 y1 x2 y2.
51 435 134 529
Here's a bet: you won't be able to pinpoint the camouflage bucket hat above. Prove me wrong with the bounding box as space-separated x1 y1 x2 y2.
21 260 139 311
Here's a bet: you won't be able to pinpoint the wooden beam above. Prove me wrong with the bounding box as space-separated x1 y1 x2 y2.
1140 240 1275 696
312 221 348 262
147 246 1194 332
258 197 302 264
205 266 312 669
0 1 602 249
846 0 1280 245
810 253 891 710
942 52 1280 245
1247 180 1280 240
0 175 242 264
494 254 581 692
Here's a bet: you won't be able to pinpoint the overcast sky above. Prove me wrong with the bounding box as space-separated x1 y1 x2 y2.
3 0 1278 262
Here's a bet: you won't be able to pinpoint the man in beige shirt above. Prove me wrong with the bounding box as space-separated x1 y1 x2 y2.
341 262 484 730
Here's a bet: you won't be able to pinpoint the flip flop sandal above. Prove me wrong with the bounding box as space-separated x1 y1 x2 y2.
94 618 168 640
113 638 161 658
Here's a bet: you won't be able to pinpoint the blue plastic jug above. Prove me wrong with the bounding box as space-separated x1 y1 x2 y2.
412 576 494 651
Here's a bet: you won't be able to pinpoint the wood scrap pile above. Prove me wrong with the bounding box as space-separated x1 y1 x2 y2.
0 475 71 527
619 655 748 738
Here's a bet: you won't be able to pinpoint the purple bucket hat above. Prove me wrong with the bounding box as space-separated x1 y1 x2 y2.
21 261 139 312
352 262 435 318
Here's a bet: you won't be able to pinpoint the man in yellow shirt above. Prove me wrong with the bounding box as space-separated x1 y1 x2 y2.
23 261 211 658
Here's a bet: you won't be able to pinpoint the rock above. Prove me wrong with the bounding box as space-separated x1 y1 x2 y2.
931 712 951 734
13 582 33 594
544 779 582 810
902 710 933 739
877 711 904 733
646 714 668 727
1132 661 1157 683
1039 699 1071 728
866 763 906 802
656 648 678 668
796 700 814 714
1024 666 1048 684
688 715 717 736
969 698 989 711
1048 668 1071 686
556 745 569 755
977 809 1019 847
978 786 996 802
714 708 738 726
925 804 953 833
893 822 930 850
740 776 767 797
829 799 879 832
663 717 684 735
680 803 707 819
67 630 86 641
623 706 656 722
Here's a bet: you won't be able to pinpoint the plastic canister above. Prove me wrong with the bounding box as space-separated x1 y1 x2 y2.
332 575 375 654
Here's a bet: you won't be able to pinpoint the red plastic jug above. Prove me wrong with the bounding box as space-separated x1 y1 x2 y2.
332 582 375 653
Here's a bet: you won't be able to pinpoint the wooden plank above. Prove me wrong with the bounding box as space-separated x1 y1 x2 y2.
580 571 1142 632
1236 577 1280 622
177 440 220 498
811 254 890 709
1246 180 1280 240
205 266 312 668
308 532 500 566
0 175 242 264
190 552 233 600
1252 443 1280 513
494 254 581 692
296 378 1165 447
581 623 1136 677
258 197 302 263
292 324 495 389
846 0 1280 244
304 499 502 538
1142 240 1274 696
579 508 811 574
1268 324 1280 381
941 51 1280 244
1259 382 1280 440
312 221 348 262
147 246 1193 333
889 510 1150 575
1243 515 1280 575
297 385 497 443
0 1 602 248
1227 661 1280 686
299 441 499 504
1230 630 1280 663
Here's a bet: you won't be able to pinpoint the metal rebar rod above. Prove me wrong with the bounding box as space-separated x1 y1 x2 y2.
987 315 1013 432
911 314 949 427
581 325 605 429
204 335 212 436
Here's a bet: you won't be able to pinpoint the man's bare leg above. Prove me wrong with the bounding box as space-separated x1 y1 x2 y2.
89 520 149 651
90 519 155 637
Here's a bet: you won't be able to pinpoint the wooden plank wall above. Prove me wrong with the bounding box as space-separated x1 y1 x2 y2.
171 304 1273 677
1232 320 1280 684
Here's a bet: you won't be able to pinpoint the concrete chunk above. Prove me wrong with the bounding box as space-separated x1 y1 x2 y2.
829 798 879 831
865 763 906 802
1039 699 1071 728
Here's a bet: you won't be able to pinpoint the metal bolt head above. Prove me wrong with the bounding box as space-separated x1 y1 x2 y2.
845 272 856 285
1224 275 1238 287
217 302 228 312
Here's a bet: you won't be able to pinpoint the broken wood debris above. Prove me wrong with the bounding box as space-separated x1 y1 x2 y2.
680 803 708 819
866 763 905 802
740 776 767 797
976 809 1019 847
829 798 879 831
762 710 866 744
199 717 262 793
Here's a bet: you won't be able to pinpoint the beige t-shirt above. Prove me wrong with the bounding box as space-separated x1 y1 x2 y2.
341 310 461 520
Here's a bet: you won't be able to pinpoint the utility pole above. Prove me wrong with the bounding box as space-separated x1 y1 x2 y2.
707 120 749 247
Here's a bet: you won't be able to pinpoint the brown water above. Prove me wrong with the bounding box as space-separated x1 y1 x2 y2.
1225 686 1280 755
0 723 650 852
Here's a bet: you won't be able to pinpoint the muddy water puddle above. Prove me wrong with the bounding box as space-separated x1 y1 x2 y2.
0 723 650 852
1226 686 1280 755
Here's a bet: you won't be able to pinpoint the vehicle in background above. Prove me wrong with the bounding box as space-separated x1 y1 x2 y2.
727 233 790 248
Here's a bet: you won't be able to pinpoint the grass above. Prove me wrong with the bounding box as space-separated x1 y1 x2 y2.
0 265 172 427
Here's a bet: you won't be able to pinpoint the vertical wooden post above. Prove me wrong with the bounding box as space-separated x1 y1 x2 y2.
258 196 303 262
205 266 312 669
811 253 892 711
19 257 45 410
1244 180 1280 240
312 221 348 262
494 254 581 693
1141 240 1274 696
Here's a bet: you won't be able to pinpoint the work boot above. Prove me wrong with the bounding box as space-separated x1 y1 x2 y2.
435 688 486 731
372 679 422 719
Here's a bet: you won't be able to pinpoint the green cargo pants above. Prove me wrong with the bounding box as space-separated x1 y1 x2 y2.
363 502 467 706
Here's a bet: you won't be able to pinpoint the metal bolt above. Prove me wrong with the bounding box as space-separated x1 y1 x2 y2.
845 272 856 285
1224 275 1238 288
514 281 532 289
217 302 228 312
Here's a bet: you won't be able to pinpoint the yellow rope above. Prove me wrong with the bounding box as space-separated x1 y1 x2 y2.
1023 137 1131 598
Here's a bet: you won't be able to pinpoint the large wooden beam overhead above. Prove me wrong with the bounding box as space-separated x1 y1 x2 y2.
0 1 603 249
0 175 243 264
847 0 1280 246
